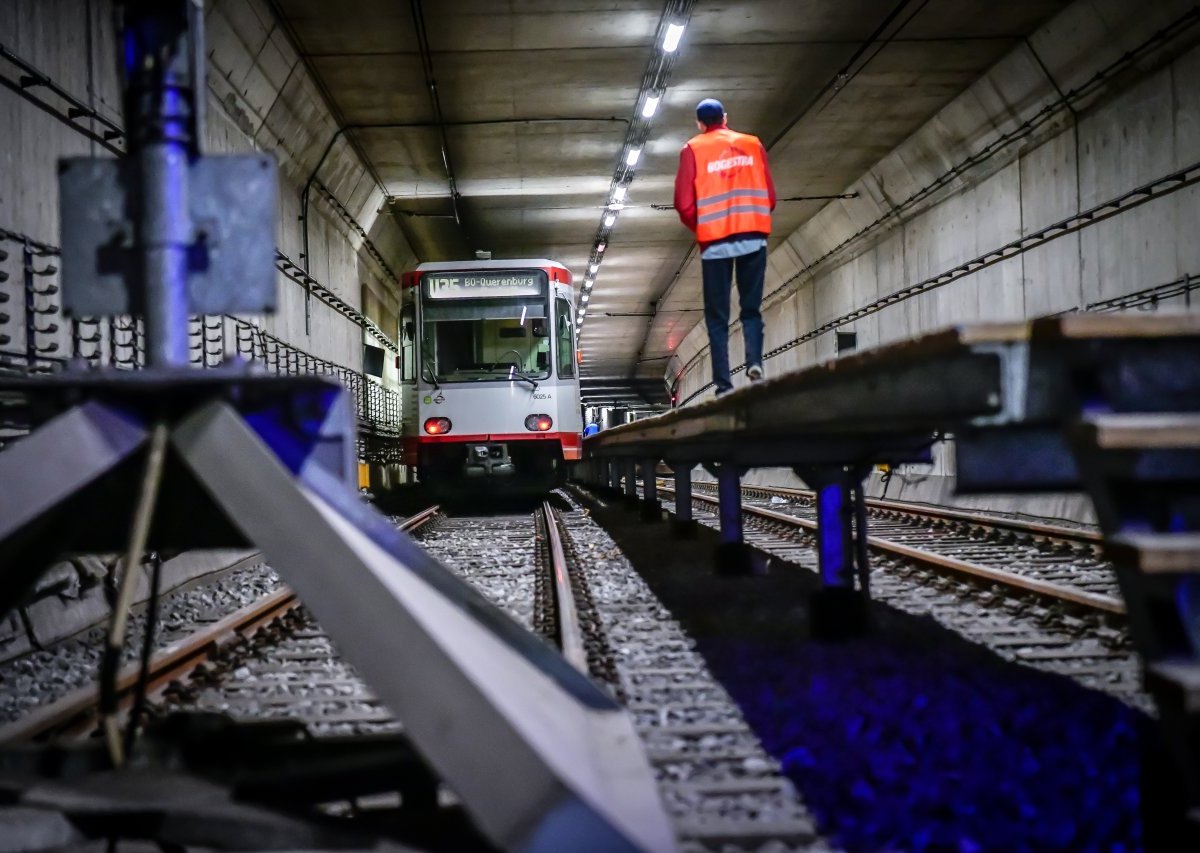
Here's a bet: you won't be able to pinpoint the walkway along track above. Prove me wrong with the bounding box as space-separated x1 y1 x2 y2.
647 483 1147 710
0 505 444 743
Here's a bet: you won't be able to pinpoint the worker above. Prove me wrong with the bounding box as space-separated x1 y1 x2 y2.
583 422 600 437
674 98 776 397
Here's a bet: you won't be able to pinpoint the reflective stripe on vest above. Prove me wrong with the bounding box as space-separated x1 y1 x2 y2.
687 129 771 243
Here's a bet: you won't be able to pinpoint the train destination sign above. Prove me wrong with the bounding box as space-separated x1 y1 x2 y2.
423 270 547 300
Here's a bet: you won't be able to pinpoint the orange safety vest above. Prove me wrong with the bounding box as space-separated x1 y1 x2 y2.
686 128 772 244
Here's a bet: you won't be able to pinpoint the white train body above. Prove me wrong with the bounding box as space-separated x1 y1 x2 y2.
402 259 582 490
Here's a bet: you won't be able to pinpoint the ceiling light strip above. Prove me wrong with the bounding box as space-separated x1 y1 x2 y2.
578 0 695 335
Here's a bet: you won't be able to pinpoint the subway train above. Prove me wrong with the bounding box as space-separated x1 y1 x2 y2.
400 258 583 493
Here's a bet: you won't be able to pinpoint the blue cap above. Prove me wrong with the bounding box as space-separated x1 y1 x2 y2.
696 98 725 125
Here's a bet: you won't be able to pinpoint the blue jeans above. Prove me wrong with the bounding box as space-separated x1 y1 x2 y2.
701 246 766 393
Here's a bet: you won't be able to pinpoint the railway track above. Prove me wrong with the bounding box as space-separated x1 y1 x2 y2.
21 495 826 849
0 505 443 743
419 497 823 849
646 482 1148 710
686 481 1123 615
715 481 1120 608
0 486 1143 847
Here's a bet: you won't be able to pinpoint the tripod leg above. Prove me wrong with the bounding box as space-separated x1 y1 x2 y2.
170 400 674 853
0 402 147 614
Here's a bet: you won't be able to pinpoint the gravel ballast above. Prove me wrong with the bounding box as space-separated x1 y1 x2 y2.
0 563 280 725
582 487 1152 852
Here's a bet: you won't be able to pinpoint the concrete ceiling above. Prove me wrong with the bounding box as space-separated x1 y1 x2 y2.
271 0 1071 405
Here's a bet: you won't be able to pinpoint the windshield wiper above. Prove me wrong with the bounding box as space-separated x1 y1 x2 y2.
421 366 440 390
507 366 538 391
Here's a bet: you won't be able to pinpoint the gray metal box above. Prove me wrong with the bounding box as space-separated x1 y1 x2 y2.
59 155 278 317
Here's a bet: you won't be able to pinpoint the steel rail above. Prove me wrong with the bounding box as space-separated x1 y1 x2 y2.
398 503 443 533
0 505 441 743
660 487 1125 616
694 480 1102 545
540 503 589 674
0 588 300 743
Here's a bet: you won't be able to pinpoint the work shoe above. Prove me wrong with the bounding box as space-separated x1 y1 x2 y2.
746 364 765 382
715 386 735 399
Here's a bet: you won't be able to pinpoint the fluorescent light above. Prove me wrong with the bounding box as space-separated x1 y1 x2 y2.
584 280 593 290
582 292 589 302
662 22 685 53
611 187 626 204
589 263 599 273
641 94 661 119
604 213 616 227
579 308 587 318
625 147 641 167
596 242 606 253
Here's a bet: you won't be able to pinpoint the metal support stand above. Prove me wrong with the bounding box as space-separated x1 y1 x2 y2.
670 464 697 537
0 4 676 850
608 459 622 497
639 458 660 522
795 464 871 638
0 393 675 851
712 464 757 575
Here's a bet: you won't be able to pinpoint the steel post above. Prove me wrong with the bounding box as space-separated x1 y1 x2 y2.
140 143 190 366
671 464 696 537
714 465 756 574
796 465 869 636
639 458 660 521
814 479 855 589
716 466 743 545
129 4 195 370
622 457 637 506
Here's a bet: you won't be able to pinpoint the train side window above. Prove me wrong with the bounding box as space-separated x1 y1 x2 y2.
556 298 575 379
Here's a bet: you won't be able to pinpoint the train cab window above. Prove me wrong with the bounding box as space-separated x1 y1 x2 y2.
421 297 550 383
556 298 575 379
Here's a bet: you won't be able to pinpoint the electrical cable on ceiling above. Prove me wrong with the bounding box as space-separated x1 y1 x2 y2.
766 0 926 149
409 0 462 227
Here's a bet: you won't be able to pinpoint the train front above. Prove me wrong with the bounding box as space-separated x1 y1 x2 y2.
411 261 582 493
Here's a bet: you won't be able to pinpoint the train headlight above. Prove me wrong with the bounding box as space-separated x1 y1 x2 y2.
524 414 553 432
424 417 452 435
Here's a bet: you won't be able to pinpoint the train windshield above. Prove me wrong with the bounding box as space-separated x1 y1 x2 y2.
421 297 551 383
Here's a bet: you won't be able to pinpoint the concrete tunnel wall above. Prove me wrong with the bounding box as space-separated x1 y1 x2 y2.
0 0 417 375
0 0 416 659
674 0 1200 522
